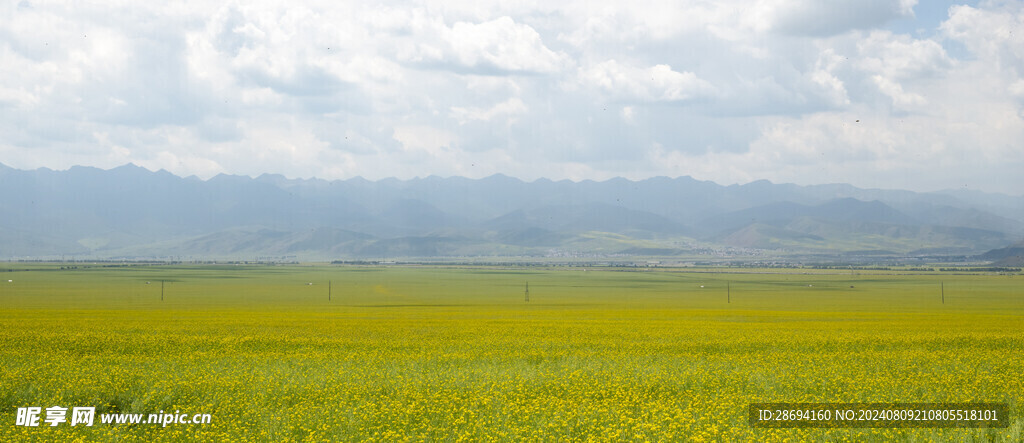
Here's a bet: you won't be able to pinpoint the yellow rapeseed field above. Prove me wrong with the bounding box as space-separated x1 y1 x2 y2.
0 264 1021 441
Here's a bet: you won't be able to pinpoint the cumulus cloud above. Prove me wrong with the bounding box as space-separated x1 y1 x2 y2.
577 60 715 103
942 3 1024 72
397 15 569 74
856 31 952 80
451 97 527 124
871 75 927 108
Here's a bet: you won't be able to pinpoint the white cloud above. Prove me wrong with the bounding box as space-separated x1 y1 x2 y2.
871 75 926 108
942 3 1024 72
577 60 715 103
398 15 569 74
393 125 457 156
451 97 527 124
809 49 851 108
620 106 634 123
856 31 952 80
1010 79 1024 100
558 2 714 46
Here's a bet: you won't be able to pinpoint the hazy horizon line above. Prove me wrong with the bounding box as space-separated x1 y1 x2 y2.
4 161 1020 198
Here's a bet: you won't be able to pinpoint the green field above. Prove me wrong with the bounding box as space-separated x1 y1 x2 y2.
1 264 1022 441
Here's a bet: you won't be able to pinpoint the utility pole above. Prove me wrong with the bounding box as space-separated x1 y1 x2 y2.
727 281 730 304
329 280 332 301
161 280 164 302
941 282 944 304
525 282 530 302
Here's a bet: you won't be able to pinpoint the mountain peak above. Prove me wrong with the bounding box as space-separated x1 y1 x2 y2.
112 163 147 171
482 173 523 183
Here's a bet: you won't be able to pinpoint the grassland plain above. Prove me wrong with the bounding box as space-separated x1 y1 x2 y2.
0 263 1022 442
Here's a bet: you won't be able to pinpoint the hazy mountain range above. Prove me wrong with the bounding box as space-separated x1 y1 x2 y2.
1 163 1022 260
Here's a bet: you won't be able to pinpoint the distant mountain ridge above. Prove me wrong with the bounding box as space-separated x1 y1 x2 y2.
979 240 1024 266
0 162 1021 259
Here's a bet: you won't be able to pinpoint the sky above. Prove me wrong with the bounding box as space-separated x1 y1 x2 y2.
1 0 1022 195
